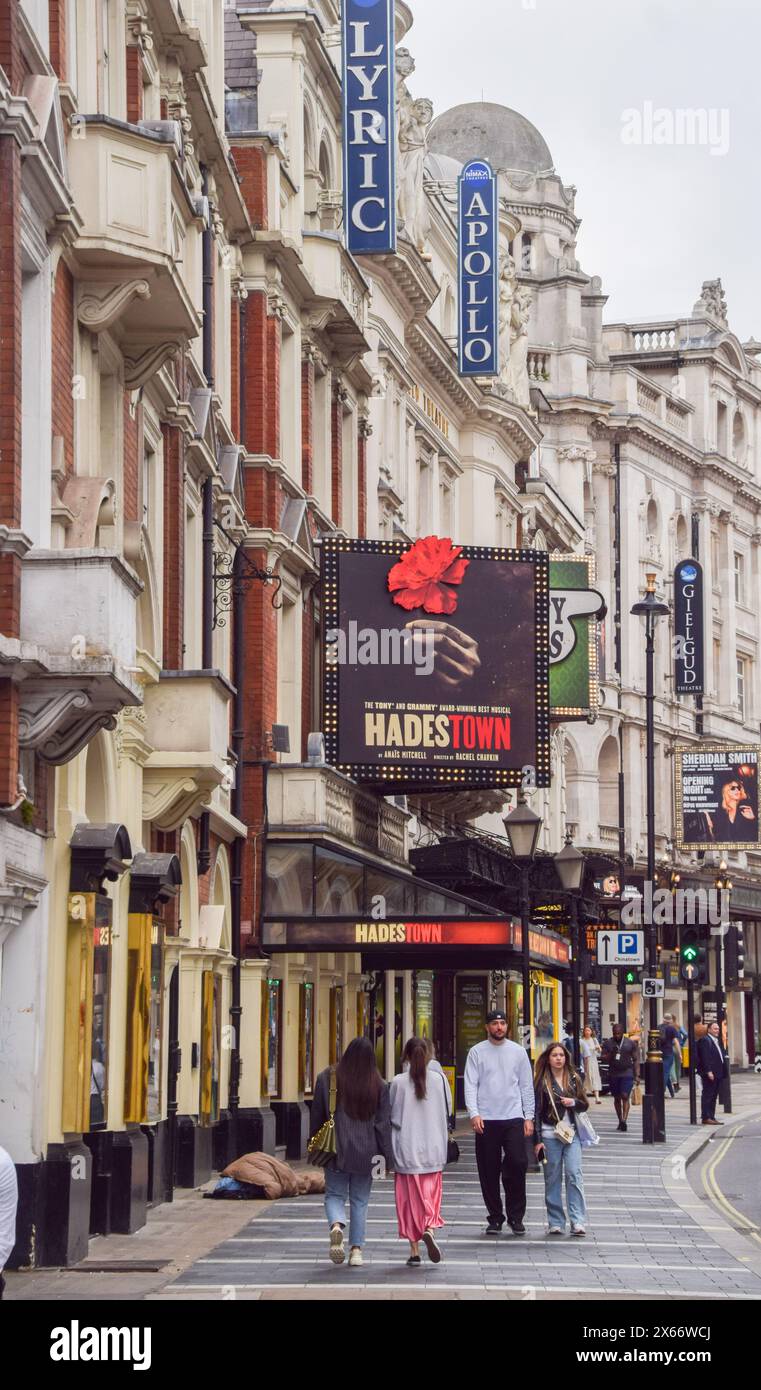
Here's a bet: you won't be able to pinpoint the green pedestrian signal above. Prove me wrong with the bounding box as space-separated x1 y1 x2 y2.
682 944 698 963
625 969 637 985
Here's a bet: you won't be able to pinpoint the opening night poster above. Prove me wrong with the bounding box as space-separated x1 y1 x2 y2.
322 536 550 789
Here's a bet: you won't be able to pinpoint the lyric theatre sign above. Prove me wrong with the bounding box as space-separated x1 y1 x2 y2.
342 0 396 255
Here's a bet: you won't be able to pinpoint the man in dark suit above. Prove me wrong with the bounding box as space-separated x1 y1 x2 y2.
696 1022 728 1126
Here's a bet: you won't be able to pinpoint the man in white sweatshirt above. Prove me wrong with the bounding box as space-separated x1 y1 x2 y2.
0 1144 18 1299
464 1010 535 1235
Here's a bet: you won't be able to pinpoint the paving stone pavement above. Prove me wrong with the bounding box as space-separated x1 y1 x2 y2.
167 1084 761 1300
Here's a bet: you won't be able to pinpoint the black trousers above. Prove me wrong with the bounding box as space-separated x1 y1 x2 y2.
475 1119 528 1226
701 1075 720 1121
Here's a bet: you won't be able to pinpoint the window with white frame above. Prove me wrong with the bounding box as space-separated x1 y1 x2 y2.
734 552 746 606
713 638 721 699
737 656 748 721
416 446 433 537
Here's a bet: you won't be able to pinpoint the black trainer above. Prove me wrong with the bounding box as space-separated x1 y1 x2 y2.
485 1221 502 1235
508 1220 526 1236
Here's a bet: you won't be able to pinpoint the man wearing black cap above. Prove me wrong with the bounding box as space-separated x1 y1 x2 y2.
464 1010 535 1235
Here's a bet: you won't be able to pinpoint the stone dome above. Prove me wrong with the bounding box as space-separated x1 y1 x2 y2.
425 151 464 183
428 102 554 176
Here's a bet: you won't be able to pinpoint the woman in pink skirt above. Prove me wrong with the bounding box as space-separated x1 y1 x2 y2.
390 1038 451 1265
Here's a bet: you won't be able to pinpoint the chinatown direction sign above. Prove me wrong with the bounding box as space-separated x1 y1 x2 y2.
458 160 499 376
674 559 704 695
596 930 645 966
342 0 396 255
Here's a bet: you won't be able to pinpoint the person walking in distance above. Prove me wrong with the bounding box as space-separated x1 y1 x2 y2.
696 1021 728 1126
602 1024 640 1132
659 1014 680 1099
390 1038 451 1266
310 1037 393 1268
580 1025 603 1104
534 1042 590 1237
464 1009 535 1236
0 1145 18 1300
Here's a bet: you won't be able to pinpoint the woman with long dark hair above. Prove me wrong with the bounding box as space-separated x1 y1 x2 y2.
390 1038 450 1265
534 1041 590 1238
310 1036 392 1268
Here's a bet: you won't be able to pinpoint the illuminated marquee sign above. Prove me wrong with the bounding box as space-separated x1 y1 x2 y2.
342 0 396 255
458 160 498 377
322 536 551 790
263 919 570 964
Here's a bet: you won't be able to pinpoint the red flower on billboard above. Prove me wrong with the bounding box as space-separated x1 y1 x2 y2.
387 536 469 614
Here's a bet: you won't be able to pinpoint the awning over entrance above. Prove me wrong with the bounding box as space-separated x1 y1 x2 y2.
262 834 569 969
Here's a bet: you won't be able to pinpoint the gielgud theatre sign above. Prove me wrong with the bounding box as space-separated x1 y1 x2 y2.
322 535 551 789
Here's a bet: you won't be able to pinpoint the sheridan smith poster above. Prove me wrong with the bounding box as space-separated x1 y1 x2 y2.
675 744 761 851
322 536 550 789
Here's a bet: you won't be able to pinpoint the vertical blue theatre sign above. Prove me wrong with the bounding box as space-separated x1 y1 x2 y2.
342 0 396 255
458 160 499 377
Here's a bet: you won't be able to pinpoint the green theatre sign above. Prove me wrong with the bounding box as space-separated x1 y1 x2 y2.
549 555 605 721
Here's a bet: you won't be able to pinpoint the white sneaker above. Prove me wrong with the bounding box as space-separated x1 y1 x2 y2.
329 1225 345 1264
570 1226 587 1238
348 1246 363 1267
547 1227 564 1237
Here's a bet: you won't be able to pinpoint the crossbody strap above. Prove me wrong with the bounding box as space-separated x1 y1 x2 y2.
544 1078 563 1125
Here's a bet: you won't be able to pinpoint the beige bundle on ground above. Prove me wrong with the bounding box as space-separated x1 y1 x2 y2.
223 1151 326 1198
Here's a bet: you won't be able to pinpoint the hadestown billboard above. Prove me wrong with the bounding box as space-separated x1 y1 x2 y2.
322 535 551 790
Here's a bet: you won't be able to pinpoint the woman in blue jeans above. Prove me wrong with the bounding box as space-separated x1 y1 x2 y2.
310 1037 392 1268
533 1042 590 1237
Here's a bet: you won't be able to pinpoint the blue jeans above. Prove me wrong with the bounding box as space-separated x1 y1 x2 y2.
541 1129 587 1231
663 1054 675 1097
325 1167 373 1248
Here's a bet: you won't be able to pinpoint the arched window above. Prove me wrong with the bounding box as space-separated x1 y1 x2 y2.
646 498 659 537
676 514 689 560
521 234 533 272
598 736 619 828
319 140 332 190
565 742 581 829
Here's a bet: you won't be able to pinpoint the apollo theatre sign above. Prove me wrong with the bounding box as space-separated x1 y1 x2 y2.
342 0 396 255
458 160 499 376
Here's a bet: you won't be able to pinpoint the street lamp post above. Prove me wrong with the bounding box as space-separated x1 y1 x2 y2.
715 860 733 1115
554 839 585 1068
631 571 670 1144
504 799 543 1057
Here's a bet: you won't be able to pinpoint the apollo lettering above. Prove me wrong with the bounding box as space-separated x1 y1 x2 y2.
343 1 396 254
458 161 498 376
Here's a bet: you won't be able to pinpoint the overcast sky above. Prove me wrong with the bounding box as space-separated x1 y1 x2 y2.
408 0 761 340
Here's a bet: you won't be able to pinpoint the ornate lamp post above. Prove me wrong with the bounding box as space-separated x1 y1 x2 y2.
631 571 670 1143
554 839 585 1067
504 799 543 1056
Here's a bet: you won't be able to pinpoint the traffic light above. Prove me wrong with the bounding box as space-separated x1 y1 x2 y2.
725 923 746 988
680 928 707 984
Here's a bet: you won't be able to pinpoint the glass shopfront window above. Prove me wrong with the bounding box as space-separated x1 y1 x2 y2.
263 978 282 1098
147 925 164 1123
299 982 314 1094
200 971 222 1126
329 985 344 1064
265 843 314 915
90 916 112 1130
316 849 363 916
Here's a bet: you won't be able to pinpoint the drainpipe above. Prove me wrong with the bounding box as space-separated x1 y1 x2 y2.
199 166 215 876
229 551 245 1148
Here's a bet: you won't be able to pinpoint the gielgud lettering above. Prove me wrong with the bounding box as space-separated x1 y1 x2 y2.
364 711 511 750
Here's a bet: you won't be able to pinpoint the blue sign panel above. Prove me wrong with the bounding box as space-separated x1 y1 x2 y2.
342 0 396 256
458 160 499 377
674 558 704 695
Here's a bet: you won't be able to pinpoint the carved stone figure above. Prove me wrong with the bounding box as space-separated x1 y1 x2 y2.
498 252 517 382
694 278 728 327
505 284 532 407
397 95 434 256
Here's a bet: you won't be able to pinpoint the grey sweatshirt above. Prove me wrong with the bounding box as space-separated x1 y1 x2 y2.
463 1039 535 1122
390 1060 451 1175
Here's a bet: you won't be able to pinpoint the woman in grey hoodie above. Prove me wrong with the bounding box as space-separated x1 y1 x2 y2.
390 1038 451 1265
